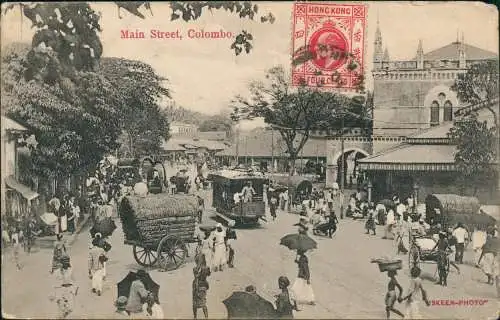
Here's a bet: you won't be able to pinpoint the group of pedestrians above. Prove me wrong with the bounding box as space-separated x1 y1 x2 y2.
383 266 431 319
48 192 83 236
190 222 238 318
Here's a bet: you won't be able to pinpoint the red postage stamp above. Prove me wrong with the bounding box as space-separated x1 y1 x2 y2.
291 2 367 90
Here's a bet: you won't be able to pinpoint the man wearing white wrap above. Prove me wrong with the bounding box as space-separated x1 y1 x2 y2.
211 223 226 272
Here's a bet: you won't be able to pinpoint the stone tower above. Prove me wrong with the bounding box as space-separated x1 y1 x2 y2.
373 16 384 70
416 39 424 69
458 33 466 69
383 47 390 62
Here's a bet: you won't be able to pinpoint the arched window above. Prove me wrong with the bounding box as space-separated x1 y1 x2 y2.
430 100 439 126
438 92 446 102
444 100 453 122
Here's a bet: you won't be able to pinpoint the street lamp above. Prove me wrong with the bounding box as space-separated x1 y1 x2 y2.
413 182 419 214
367 180 373 204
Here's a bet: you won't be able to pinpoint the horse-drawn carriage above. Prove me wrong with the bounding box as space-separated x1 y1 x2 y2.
116 157 168 193
267 175 313 208
408 193 495 269
209 170 268 226
119 193 199 270
169 169 191 194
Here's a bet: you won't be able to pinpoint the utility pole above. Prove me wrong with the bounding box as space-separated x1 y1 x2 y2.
340 113 345 219
245 136 248 167
235 121 239 166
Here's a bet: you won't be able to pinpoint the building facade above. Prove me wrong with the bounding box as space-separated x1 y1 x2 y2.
372 21 497 139
1 117 39 218
325 23 498 194
169 122 198 137
354 21 499 204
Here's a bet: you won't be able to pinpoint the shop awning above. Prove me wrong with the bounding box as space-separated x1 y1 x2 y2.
480 205 500 222
357 144 457 171
5 176 39 201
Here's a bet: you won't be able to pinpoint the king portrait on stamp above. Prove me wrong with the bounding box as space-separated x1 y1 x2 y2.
292 2 366 89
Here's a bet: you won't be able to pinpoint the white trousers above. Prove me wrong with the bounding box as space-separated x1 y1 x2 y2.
91 269 105 292
212 243 226 269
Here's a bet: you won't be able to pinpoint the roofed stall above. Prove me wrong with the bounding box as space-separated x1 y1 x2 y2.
267 175 314 207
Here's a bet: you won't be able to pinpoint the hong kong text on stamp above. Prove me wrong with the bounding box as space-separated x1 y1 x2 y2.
291 2 367 89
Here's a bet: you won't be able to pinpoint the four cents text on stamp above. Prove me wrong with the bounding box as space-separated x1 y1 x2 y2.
120 29 234 40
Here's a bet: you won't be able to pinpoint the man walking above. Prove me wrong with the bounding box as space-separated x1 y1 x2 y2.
88 237 107 296
452 223 468 264
383 208 396 240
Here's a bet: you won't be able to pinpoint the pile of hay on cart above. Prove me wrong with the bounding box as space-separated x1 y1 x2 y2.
425 194 495 229
119 194 198 248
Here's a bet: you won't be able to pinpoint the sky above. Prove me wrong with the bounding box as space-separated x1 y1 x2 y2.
1 2 498 129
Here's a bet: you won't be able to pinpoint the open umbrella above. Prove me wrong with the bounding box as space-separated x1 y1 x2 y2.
223 291 276 319
117 271 160 303
280 233 317 252
90 217 117 238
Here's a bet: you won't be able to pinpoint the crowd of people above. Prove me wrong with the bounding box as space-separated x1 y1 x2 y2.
3 163 499 319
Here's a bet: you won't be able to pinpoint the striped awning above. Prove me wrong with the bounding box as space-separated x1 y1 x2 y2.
5 176 39 201
358 163 456 171
357 144 457 172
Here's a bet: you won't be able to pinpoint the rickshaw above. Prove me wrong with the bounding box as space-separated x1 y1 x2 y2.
116 158 142 186
209 169 269 226
408 193 495 269
170 169 191 194
267 175 313 208
116 157 168 193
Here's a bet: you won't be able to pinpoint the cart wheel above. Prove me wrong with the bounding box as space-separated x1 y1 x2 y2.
133 245 158 267
408 245 420 268
157 235 187 270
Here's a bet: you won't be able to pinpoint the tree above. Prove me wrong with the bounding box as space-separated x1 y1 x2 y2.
161 104 207 125
448 114 497 195
99 57 170 157
452 60 499 127
233 65 368 175
198 113 233 133
1 44 123 180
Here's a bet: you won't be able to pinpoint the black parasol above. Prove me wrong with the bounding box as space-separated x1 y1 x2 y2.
280 233 317 252
223 291 277 319
90 217 117 238
117 271 160 304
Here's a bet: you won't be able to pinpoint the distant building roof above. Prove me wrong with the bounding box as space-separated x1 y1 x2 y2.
423 42 498 61
170 121 198 126
196 131 228 141
161 139 186 151
217 131 326 158
161 138 226 152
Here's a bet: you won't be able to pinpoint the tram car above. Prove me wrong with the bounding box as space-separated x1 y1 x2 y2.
209 169 269 226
